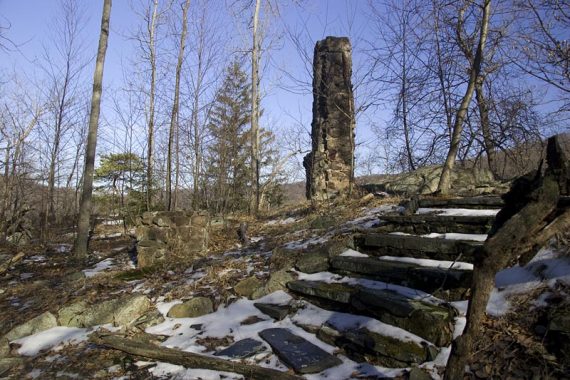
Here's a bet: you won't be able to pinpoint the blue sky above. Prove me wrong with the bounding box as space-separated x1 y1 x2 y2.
0 0 384 178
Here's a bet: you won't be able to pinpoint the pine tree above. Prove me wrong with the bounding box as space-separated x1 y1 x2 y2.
205 61 252 214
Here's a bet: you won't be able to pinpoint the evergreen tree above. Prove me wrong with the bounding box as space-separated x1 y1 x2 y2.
205 61 252 214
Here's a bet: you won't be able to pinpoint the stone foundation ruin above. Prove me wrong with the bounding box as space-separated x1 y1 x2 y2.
136 211 209 268
304 36 356 201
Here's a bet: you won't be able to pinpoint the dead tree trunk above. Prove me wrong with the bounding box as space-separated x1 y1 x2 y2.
445 134 570 379
90 332 302 380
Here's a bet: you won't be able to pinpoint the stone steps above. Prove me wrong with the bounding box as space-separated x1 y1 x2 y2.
417 196 504 209
286 278 456 346
291 302 439 368
356 232 482 262
330 255 472 301
376 214 494 234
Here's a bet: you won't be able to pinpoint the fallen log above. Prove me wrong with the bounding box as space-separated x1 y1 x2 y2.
90 332 302 380
0 252 25 275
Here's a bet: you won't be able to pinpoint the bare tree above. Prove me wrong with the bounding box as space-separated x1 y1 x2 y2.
251 0 262 214
165 0 190 211
75 0 112 259
437 0 491 194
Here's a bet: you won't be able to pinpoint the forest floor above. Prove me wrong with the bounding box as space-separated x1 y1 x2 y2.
0 195 569 379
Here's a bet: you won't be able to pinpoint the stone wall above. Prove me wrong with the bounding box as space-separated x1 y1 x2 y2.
304 36 356 201
136 211 208 268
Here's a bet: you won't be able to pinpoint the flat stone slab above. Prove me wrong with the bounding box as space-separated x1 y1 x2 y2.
418 196 504 209
254 303 292 320
377 214 494 234
358 233 481 262
287 280 454 346
214 338 265 359
259 328 342 374
330 256 472 301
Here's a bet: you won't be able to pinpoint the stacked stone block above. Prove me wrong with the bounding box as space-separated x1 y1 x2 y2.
136 211 208 267
304 36 356 201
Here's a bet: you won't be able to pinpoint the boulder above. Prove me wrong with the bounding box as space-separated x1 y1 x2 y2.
167 297 213 318
58 294 153 327
265 270 296 294
296 251 330 273
3 311 58 342
234 276 264 299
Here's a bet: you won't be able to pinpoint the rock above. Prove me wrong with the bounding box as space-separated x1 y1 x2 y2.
418 196 504 209
359 233 482 262
136 240 167 268
287 280 455 346
6 232 30 246
330 256 472 301
351 288 454 347
377 214 495 234
167 297 213 318
254 303 292 321
287 280 356 304
0 357 24 376
136 211 210 267
265 270 296 294
270 247 301 271
408 367 433 380
3 311 58 342
296 252 329 273
234 276 264 299
259 328 342 374
362 165 501 196
214 338 265 359
58 294 153 327
132 309 165 330
304 36 355 201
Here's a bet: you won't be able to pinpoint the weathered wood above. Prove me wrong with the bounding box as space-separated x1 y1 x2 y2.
0 252 24 274
358 233 482 262
418 196 504 209
378 214 494 234
445 134 569 379
90 333 302 380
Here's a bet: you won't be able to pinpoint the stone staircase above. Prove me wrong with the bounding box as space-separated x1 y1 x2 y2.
254 196 503 375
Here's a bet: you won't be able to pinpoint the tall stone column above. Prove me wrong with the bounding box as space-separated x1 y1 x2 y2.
303 36 355 201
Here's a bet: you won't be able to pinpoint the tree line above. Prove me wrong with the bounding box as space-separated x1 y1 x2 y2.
0 0 567 253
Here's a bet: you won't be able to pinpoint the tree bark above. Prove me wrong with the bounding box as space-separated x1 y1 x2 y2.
444 134 568 378
475 77 496 178
166 0 190 211
251 0 261 215
437 0 491 194
90 332 302 380
74 0 111 258
146 0 158 211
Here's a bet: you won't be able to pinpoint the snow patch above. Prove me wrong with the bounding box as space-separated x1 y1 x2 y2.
416 208 499 216
13 326 90 356
339 249 369 258
82 258 115 277
378 256 473 270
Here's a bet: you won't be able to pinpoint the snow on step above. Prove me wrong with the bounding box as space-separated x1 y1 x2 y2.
418 196 504 209
359 233 481 262
416 208 499 216
292 302 439 367
330 255 472 301
259 328 342 374
378 213 494 234
287 275 455 346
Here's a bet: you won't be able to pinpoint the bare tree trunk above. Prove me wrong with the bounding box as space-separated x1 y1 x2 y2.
146 0 158 211
74 0 111 259
475 77 496 178
251 0 261 215
166 0 190 211
437 0 491 194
